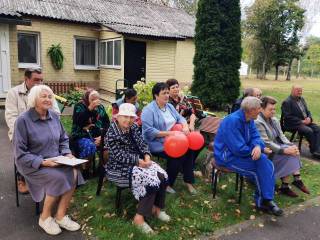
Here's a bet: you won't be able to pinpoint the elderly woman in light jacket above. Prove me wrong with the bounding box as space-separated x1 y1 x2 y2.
141 82 197 194
255 96 310 197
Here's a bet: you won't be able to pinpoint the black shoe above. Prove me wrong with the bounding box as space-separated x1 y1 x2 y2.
292 180 310 194
258 200 284 216
279 186 298 198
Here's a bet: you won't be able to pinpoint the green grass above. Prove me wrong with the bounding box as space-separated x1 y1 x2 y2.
61 115 73 134
64 78 320 239
70 158 320 240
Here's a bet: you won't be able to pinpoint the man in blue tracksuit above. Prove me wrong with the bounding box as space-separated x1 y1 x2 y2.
214 97 283 216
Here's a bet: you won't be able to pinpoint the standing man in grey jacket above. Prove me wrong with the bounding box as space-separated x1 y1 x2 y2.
5 68 60 193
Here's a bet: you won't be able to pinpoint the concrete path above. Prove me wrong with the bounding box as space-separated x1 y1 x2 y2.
219 205 320 240
0 109 84 240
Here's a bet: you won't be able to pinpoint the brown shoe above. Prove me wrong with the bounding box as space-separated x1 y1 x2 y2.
292 180 310 194
279 186 298 197
18 180 29 194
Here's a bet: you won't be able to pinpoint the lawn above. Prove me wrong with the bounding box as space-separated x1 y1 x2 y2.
63 76 320 239
70 158 320 240
241 76 320 122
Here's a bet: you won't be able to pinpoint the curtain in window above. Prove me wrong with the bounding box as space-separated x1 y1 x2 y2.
76 39 96 66
114 40 121 66
18 33 38 64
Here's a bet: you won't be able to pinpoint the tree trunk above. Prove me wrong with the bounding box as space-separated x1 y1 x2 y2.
286 59 293 81
275 64 279 80
261 59 266 79
296 59 300 78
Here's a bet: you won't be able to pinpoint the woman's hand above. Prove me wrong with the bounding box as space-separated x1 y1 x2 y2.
94 136 101 146
284 145 300 156
138 159 152 168
41 159 60 167
264 147 272 154
64 153 74 159
182 124 190 135
189 114 196 132
88 99 101 111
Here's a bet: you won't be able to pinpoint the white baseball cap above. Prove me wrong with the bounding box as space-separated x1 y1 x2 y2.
117 103 137 117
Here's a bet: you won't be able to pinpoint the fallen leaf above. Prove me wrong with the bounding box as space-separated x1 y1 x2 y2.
250 215 255 220
83 203 88 207
212 213 221 221
258 223 264 228
221 184 227 190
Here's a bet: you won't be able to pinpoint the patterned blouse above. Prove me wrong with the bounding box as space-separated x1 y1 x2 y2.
71 102 110 140
105 122 151 187
169 95 195 121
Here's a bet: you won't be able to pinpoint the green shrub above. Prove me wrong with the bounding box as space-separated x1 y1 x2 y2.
62 89 84 107
134 81 156 109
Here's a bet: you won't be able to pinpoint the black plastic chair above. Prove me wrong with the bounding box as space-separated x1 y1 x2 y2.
14 164 40 215
280 114 304 151
211 162 244 204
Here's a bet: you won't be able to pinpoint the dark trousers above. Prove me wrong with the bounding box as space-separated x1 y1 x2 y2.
153 150 195 186
298 123 320 152
136 173 166 218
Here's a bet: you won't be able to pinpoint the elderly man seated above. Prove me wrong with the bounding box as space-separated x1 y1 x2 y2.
214 97 283 216
281 85 320 158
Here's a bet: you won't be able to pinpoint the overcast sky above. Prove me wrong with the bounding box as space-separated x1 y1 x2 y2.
240 0 320 38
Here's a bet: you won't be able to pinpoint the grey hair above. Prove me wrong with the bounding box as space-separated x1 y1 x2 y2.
89 90 99 100
27 85 54 108
240 96 262 111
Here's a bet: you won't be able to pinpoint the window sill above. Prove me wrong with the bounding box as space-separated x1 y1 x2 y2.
99 65 122 70
18 63 41 69
74 66 99 71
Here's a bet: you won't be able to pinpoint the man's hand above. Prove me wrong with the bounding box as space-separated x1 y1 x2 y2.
182 125 190 135
251 146 261 160
305 117 311 125
41 159 60 167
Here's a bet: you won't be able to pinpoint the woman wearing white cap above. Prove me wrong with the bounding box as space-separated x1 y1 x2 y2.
105 103 170 234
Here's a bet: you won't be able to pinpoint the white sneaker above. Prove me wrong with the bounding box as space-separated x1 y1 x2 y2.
135 222 154 234
39 216 62 235
166 186 176 194
55 215 81 231
157 211 171 222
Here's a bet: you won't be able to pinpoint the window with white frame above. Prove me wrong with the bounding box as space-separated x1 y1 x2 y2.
17 32 40 68
74 37 98 69
100 39 121 68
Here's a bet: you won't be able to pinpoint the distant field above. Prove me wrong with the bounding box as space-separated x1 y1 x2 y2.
241 75 320 122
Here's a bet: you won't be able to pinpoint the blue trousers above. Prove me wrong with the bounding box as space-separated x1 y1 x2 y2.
220 154 275 207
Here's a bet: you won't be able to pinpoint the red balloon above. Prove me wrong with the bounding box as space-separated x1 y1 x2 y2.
164 133 189 158
171 123 183 132
187 131 205 150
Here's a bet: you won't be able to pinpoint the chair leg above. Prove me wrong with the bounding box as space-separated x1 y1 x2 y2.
96 166 105 196
115 187 122 215
14 164 19 207
299 135 303 151
290 132 296 142
235 173 239 192
213 169 219 199
238 176 244 204
35 202 40 215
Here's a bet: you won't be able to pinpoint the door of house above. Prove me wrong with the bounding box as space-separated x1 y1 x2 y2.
124 40 146 88
0 24 11 98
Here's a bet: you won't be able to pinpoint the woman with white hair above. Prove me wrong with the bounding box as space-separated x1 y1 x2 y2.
105 103 170 235
13 85 85 235
71 89 110 177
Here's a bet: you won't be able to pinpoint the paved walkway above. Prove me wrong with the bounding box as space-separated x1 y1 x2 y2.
0 109 83 240
220 205 320 240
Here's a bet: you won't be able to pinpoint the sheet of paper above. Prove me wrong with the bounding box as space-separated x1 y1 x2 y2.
45 156 88 166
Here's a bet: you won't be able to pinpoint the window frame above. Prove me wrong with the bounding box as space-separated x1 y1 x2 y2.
74 36 99 70
17 31 41 69
99 38 122 69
